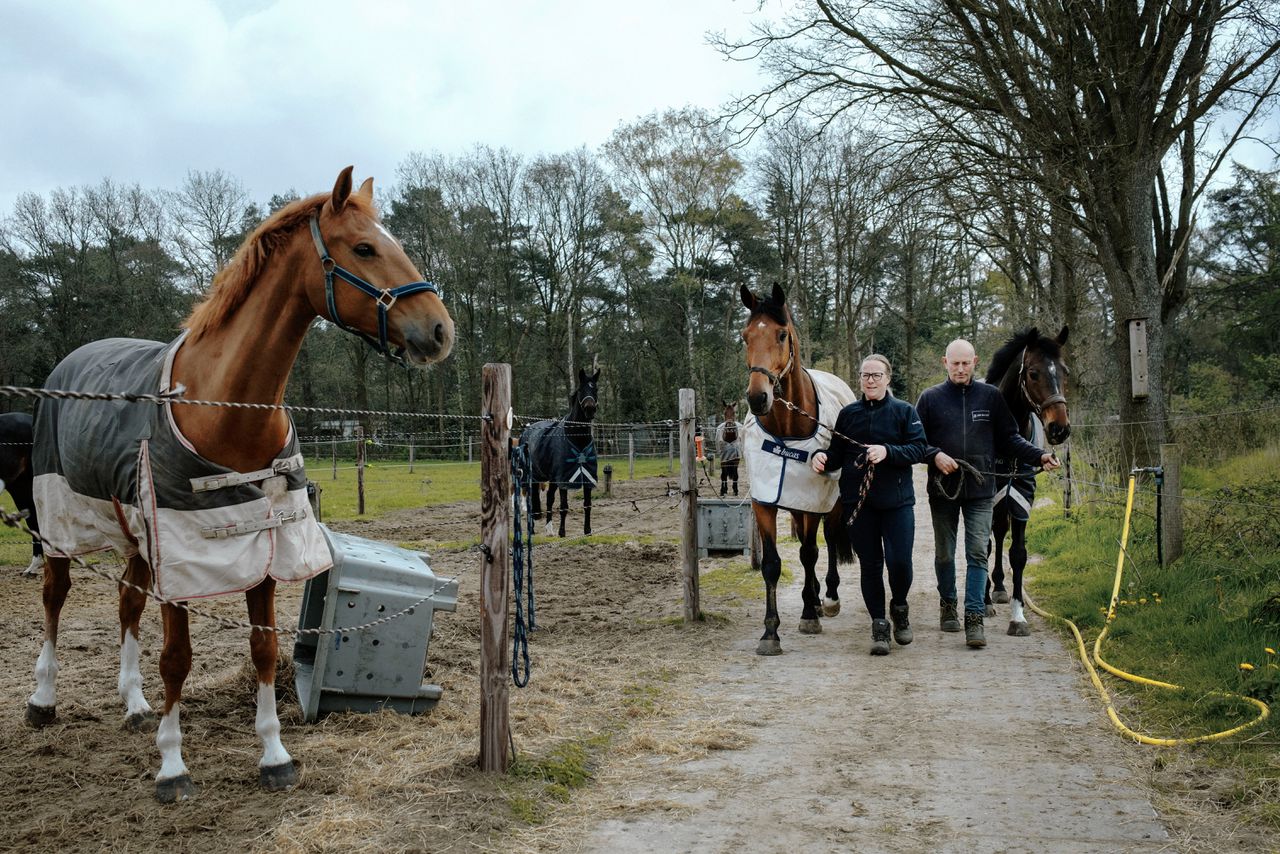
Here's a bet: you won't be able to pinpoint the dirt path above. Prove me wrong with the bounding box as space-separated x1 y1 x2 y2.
581 470 1170 853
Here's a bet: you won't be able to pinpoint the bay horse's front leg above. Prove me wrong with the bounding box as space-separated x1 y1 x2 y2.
247 578 297 790
821 506 843 617
118 554 156 730
986 511 1009 617
155 602 196 803
26 555 71 727
557 487 569 538
753 504 783 656
582 484 593 536
796 512 822 635
1007 518 1031 637
543 485 556 536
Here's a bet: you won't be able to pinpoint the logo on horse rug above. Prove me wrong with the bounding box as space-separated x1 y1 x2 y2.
33 334 332 600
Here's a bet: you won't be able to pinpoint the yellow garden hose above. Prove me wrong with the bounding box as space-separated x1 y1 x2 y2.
1025 475 1270 746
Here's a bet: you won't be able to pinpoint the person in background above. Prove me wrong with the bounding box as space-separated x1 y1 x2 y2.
811 355 926 655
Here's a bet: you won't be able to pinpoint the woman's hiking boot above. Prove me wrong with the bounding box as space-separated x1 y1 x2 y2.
869 619 891 656
939 599 961 632
964 611 987 648
890 603 913 645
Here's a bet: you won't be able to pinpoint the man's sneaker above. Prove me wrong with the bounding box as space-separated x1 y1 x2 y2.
964 611 987 648
870 618 891 656
939 599 961 632
890 603 913 645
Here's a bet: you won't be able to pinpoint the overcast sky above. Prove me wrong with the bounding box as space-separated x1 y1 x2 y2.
0 0 770 212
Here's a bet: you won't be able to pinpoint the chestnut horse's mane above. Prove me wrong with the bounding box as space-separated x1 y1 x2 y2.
184 191 377 341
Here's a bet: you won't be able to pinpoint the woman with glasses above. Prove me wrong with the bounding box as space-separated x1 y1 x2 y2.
811 355 927 655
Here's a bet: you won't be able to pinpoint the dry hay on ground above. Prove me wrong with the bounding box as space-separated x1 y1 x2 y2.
0 475 760 853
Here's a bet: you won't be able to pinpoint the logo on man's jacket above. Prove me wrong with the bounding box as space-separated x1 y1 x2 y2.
762 440 809 462
970 409 990 422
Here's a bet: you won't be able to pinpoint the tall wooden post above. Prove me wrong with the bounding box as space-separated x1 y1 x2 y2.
679 389 700 622
668 430 674 473
628 431 635 480
1062 446 1073 517
479 364 512 773
356 426 366 516
1159 443 1183 565
331 438 337 481
409 437 415 473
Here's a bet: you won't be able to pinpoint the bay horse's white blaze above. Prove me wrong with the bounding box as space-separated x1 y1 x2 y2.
255 682 291 771
118 631 152 720
29 640 57 708
156 708 189 784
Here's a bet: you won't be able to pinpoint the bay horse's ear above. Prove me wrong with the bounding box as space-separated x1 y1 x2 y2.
332 166 355 213
578 367 588 384
740 284 757 312
591 369 600 382
357 176 374 200
1027 326 1039 340
770 281 787 306
1057 325 1069 346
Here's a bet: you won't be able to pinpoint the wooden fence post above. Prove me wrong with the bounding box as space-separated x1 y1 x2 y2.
331 438 337 481
628 431 635 480
479 363 512 773
356 426 366 515
1159 443 1183 565
679 389 700 622
668 430 674 473
409 437 415 473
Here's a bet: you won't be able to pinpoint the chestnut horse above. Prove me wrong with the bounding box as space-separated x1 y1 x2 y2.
740 283 855 655
27 167 453 802
984 326 1070 635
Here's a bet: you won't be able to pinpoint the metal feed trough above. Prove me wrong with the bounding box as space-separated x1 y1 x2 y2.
697 497 753 558
293 526 458 722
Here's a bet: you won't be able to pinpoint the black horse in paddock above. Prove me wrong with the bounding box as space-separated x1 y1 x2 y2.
0 412 43 577
984 326 1071 635
518 368 599 537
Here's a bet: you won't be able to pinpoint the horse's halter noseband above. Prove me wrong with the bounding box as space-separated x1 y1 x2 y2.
1019 347 1067 416
309 214 442 366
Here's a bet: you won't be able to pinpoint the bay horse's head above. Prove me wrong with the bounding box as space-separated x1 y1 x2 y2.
310 166 454 366
986 326 1071 445
740 282 796 417
721 401 738 443
571 367 600 422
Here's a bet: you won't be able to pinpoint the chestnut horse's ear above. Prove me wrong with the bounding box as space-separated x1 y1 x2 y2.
740 284 757 312
357 176 374 200
331 166 355 213
1057 325 1069 346
770 281 787 306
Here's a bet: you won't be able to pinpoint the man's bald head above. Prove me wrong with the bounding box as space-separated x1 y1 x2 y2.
943 339 978 385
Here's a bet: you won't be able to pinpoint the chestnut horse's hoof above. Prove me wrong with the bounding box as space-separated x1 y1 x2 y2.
1007 621 1031 637
25 703 56 728
994 589 1011 604
260 761 298 791
124 710 157 732
985 604 996 618
756 638 783 656
797 619 822 635
822 598 840 617
155 774 197 803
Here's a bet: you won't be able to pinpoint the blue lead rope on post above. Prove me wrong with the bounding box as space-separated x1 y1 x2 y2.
510 444 536 687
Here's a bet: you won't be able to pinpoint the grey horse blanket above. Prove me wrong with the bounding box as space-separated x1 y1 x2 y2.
519 420 597 489
32 334 331 600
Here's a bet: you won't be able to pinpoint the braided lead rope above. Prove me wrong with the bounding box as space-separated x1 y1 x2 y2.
0 502 470 637
929 459 988 501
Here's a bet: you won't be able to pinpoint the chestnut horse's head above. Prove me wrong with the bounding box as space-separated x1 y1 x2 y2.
986 326 1071 445
311 167 454 366
740 282 796 417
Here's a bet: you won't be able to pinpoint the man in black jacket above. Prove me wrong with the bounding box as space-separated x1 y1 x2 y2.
916 339 1059 648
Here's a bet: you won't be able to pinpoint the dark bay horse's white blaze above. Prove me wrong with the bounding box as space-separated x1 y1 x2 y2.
28 167 453 802
985 326 1070 635
739 283 856 655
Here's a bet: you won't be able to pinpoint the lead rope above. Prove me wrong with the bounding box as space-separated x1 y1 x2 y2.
510 444 536 687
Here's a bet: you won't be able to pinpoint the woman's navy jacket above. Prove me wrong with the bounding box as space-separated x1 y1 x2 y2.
822 394 927 510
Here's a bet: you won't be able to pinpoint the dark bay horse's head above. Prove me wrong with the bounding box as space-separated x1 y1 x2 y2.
721 400 738 443
741 282 795 417
571 367 600 422
311 166 454 366
987 326 1071 445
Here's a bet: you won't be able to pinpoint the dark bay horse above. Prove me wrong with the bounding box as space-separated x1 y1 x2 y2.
28 167 453 802
716 401 740 497
985 326 1070 635
740 283 855 655
519 368 599 537
0 412 43 577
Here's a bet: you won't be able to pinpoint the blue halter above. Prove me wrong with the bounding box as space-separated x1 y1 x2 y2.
309 214 442 365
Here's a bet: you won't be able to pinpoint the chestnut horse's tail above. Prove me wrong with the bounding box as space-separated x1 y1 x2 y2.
823 507 855 564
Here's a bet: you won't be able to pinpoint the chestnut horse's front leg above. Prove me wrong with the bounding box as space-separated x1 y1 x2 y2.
795 511 823 635
753 503 783 655
155 601 195 803
247 578 297 790
118 554 156 730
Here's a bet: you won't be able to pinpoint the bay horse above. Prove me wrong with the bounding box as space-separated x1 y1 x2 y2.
0 412 43 577
518 368 599 537
27 167 453 802
740 283 855 655
715 401 740 497
984 326 1070 635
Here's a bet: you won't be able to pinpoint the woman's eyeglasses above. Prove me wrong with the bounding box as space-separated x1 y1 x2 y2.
860 372 885 381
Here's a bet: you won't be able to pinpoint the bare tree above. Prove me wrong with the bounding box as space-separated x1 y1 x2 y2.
167 169 249 288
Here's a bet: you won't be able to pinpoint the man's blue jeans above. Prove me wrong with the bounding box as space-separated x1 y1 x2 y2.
929 496 993 615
